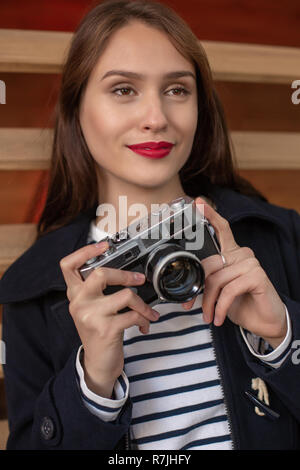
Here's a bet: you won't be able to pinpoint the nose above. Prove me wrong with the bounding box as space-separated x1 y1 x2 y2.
139 92 168 132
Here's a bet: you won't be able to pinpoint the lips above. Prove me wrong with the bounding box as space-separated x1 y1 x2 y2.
127 141 174 159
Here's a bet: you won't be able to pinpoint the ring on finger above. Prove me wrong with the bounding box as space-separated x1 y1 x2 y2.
220 253 227 269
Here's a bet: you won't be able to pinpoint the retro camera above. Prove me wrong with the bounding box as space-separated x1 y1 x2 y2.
79 196 220 309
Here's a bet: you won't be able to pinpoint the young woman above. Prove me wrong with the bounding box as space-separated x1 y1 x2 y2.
1 0 299 451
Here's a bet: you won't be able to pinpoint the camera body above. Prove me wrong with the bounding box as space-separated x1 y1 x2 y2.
79 196 220 309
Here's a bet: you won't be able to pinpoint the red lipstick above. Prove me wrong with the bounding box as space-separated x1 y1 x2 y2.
127 141 174 159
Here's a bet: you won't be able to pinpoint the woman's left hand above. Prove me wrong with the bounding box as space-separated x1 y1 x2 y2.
182 197 287 349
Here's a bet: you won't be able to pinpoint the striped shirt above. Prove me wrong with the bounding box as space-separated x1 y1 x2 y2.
75 221 292 450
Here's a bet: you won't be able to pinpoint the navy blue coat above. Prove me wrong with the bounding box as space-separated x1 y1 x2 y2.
0 186 300 450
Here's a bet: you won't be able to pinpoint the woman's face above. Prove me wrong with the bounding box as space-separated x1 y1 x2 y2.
79 20 198 192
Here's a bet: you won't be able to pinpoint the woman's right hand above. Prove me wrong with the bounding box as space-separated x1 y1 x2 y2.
59 241 160 398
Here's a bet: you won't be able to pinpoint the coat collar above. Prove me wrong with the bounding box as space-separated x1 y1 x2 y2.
0 186 289 304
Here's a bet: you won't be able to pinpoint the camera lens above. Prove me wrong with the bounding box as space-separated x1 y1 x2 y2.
158 256 203 302
145 244 204 302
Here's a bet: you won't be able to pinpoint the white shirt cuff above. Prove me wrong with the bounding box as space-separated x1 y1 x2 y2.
75 345 129 422
240 304 292 369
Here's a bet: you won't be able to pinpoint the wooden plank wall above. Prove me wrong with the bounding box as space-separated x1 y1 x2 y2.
0 0 299 450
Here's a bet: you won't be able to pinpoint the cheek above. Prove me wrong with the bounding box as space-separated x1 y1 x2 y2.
80 102 119 151
179 118 198 150
86 104 109 134
176 102 198 140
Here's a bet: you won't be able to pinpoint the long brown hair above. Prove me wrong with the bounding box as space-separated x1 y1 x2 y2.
37 0 266 238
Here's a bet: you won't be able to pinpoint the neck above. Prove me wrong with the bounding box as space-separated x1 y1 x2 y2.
95 171 188 234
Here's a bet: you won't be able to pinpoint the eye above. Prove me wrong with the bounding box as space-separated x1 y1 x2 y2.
167 87 190 97
112 86 135 97
111 85 191 98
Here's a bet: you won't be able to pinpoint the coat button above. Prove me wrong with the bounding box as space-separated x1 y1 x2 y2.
41 416 55 440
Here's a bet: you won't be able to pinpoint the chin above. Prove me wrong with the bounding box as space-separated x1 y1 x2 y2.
127 165 178 184
128 174 173 190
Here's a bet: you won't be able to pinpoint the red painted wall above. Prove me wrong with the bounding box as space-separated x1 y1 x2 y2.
0 0 300 46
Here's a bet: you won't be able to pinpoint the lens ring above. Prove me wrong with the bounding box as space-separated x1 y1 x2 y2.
152 251 204 302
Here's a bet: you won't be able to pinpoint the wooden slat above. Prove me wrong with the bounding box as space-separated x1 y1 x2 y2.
0 29 300 83
232 131 300 169
0 29 71 73
0 128 299 170
0 128 52 170
0 224 37 272
202 41 300 84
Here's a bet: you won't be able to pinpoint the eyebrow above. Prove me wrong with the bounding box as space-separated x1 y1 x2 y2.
100 70 196 81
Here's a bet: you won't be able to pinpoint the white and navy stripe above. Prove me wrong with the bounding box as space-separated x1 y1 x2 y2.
122 294 232 449
76 346 129 422
240 306 292 369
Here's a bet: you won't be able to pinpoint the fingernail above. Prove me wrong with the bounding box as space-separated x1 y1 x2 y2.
182 302 191 310
134 272 145 281
197 196 207 204
202 312 210 323
95 241 108 249
152 310 160 320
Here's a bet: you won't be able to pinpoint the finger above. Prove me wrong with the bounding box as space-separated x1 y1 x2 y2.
202 257 260 323
60 241 109 288
195 197 239 253
213 270 258 326
82 266 145 297
201 246 256 279
101 287 160 322
182 298 196 310
113 310 151 335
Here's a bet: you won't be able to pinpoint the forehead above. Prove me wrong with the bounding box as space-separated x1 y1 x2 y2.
92 20 195 77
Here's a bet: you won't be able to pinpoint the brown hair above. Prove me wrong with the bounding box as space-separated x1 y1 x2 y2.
37 0 266 238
